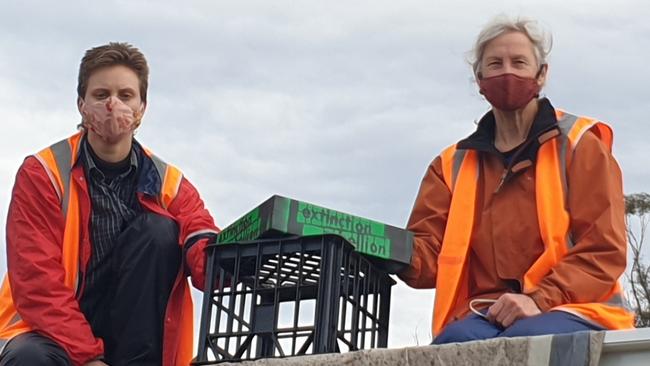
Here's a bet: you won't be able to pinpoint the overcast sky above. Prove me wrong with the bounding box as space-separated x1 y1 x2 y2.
1 0 649 352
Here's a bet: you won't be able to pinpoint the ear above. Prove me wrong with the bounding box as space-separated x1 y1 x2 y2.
536 64 548 87
77 97 84 114
475 71 483 94
134 101 147 129
136 101 147 119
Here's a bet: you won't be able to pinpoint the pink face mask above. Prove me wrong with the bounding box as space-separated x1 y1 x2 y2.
80 97 143 144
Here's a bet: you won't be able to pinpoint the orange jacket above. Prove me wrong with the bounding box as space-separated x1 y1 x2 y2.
0 132 219 365
400 100 634 335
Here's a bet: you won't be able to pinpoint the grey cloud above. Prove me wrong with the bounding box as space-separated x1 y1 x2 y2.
1 0 649 349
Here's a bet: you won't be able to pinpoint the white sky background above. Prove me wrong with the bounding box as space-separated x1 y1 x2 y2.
1 0 649 350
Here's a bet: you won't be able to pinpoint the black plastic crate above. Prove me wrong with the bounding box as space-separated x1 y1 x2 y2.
193 235 395 364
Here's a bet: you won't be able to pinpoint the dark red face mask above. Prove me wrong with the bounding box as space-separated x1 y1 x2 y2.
478 73 541 111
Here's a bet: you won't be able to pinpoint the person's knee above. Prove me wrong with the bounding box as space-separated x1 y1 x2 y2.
432 314 503 345
123 213 179 253
433 320 479 344
140 212 178 245
433 322 473 344
1 333 70 366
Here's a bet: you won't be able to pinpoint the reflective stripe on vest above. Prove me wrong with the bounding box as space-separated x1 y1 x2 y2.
143 148 183 209
433 110 634 335
0 132 185 344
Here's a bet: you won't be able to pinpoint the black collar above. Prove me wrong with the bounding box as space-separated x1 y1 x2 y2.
77 136 161 198
457 97 561 186
82 138 138 181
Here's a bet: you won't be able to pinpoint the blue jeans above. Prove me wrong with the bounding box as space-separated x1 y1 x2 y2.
433 310 604 344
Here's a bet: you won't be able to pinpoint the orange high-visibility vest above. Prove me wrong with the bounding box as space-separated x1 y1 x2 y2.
0 132 193 365
433 110 635 335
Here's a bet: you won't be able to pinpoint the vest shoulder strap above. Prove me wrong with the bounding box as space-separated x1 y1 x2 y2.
440 111 612 198
143 148 184 209
556 110 613 151
32 133 83 217
440 144 473 192
554 110 613 190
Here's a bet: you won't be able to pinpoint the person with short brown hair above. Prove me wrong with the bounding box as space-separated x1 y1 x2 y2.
0 42 219 366
77 42 150 104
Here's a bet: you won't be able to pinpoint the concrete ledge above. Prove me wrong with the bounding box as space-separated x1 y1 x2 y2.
210 329 649 366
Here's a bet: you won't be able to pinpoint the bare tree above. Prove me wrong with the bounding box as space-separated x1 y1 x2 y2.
625 193 650 327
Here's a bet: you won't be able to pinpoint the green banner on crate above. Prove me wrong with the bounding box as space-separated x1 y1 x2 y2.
217 195 413 272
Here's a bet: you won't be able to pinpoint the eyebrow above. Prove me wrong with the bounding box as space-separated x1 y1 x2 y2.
484 56 503 62
89 87 109 93
484 55 533 64
89 86 137 93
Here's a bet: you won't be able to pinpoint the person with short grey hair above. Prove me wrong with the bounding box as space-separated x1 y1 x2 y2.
399 15 634 344
469 15 552 78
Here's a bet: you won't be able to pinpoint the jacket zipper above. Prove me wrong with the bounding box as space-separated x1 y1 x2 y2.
495 169 508 193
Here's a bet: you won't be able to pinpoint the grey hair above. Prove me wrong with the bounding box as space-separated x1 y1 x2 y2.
469 15 553 77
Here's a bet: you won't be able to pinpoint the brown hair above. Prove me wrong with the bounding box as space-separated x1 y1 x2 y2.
77 42 149 102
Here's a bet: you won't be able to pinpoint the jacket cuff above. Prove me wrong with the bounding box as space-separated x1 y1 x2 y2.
526 288 554 312
67 339 104 366
186 238 209 290
397 258 420 283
